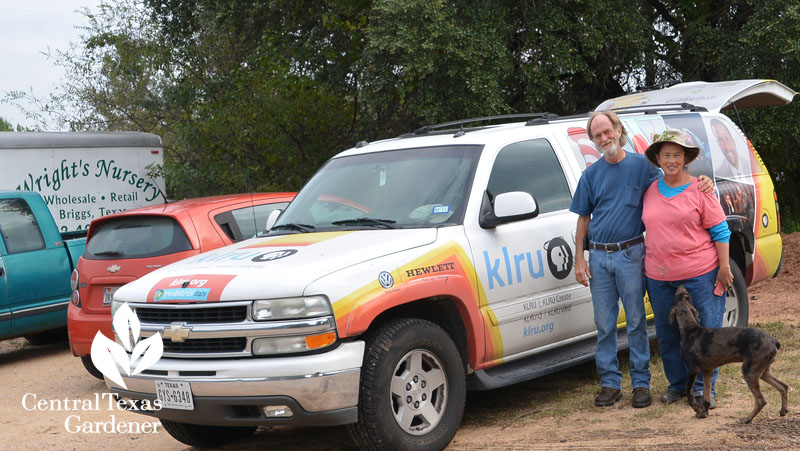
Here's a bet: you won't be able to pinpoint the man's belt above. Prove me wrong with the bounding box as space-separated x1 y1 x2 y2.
588 235 644 252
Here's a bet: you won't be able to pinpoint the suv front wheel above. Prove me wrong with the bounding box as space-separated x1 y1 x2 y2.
348 318 466 451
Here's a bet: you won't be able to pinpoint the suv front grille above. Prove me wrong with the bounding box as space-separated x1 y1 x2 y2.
163 337 247 353
136 306 248 323
130 301 336 358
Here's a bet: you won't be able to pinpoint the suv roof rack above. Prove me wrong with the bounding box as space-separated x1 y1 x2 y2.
608 102 707 114
634 80 682 92
403 113 560 138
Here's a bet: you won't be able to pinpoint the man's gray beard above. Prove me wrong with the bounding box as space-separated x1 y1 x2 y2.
601 142 621 158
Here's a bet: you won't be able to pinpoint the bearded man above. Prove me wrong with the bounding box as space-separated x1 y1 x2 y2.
570 110 662 409
571 111 714 409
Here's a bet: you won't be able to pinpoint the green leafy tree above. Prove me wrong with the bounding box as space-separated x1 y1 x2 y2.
644 0 800 229
0 116 12 131
140 0 361 196
8 0 799 228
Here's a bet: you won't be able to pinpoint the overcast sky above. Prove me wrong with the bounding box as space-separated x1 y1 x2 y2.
0 0 102 130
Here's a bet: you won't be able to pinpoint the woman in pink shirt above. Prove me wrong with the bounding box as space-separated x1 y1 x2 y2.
641 129 734 408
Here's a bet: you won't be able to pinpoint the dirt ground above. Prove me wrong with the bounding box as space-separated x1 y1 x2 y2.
1 233 798 450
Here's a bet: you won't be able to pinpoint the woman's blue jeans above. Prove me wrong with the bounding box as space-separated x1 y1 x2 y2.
647 267 726 397
588 242 651 390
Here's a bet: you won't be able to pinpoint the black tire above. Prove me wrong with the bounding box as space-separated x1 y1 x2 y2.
347 318 466 451
159 419 256 448
24 327 68 345
723 258 749 327
81 355 105 380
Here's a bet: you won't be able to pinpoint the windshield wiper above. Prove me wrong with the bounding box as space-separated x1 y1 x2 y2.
270 223 316 233
331 218 397 229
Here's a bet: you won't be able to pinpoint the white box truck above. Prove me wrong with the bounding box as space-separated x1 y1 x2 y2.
0 132 166 233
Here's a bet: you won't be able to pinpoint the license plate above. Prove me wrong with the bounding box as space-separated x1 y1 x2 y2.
103 287 119 306
155 380 194 410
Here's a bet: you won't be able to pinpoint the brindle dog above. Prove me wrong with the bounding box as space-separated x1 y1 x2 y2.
669 285 789 423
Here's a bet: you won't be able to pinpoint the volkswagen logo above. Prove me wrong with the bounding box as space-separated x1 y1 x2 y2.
378 271 394 289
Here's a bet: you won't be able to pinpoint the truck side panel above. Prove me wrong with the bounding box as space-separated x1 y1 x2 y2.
0 255 9 337
64 238 86 269
0 192 78 339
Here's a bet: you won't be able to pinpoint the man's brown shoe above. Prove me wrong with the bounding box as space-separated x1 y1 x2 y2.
594 386 622 406
632 387 652 408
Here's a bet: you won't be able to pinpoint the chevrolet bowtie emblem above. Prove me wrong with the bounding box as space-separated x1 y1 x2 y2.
107 265 121 273
163 323 192 342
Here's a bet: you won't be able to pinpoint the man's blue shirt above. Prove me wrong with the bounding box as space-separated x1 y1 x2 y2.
569 152 661 244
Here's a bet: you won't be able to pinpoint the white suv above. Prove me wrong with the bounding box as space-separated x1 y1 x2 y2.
108 80 791 450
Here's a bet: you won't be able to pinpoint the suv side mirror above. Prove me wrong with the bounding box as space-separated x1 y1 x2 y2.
265 209 282 231
479 191 539 229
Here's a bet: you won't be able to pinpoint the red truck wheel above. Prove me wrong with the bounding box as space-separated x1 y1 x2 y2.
80 356 104 380
348 318 466 451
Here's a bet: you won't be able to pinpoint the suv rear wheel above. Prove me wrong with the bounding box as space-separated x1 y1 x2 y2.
348 318 465 451
722 258 749 327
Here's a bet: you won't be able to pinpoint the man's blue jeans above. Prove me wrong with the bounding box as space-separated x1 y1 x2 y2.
588 242 651 390
647 267 726 397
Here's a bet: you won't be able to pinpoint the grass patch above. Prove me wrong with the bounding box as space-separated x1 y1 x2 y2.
462 321 800 428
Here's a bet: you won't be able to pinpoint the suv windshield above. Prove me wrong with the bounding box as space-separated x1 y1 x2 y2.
84 215 193 259
273 145 481 231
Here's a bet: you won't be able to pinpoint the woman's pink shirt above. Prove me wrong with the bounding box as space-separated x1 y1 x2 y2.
642 179 726 281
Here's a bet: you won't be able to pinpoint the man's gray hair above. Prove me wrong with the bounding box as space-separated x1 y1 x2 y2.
587 111 627 147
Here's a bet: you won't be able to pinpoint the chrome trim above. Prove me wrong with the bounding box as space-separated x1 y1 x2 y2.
140 316 335 339
114 368 360 412
141 316 336 358
107 341 366 412
9 301 69 318
128 301 337 358
130 300 252 311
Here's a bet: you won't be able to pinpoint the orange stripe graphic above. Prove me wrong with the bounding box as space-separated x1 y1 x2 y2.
242 231 353 248
333 240 504 366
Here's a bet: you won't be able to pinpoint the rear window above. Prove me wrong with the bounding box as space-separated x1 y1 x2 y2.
84 215 192 260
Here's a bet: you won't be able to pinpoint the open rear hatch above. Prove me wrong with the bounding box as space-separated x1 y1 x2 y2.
596 79 796 113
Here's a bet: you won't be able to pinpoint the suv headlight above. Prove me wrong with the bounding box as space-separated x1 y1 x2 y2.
252 295 332 320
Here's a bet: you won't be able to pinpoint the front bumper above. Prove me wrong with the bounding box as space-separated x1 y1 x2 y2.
107 340 365 427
